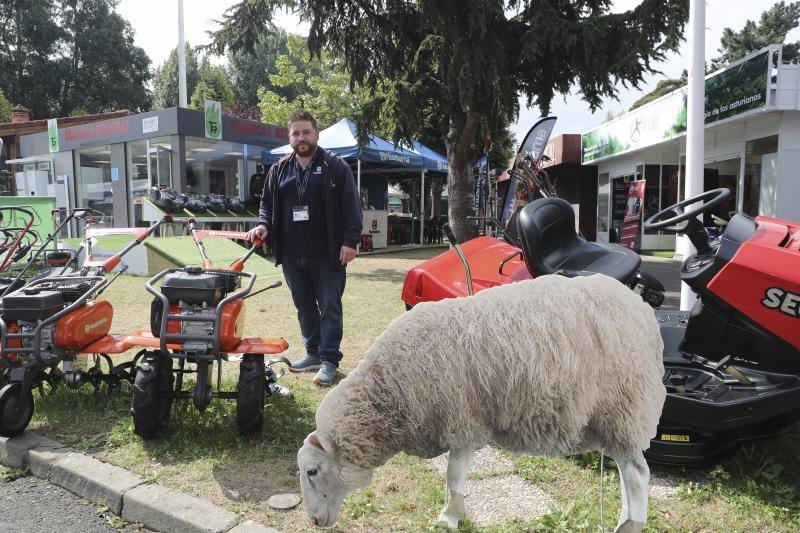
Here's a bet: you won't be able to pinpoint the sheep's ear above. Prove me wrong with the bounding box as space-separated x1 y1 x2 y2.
307 432 336 455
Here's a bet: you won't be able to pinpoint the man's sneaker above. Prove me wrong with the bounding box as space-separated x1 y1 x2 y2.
289 354 322 373
313 361 337 386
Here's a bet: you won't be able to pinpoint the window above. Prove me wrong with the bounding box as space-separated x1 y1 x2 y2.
75 145 113 226
597 172 610 238
127 140 148 226
184 137 244 197
744 135 779 217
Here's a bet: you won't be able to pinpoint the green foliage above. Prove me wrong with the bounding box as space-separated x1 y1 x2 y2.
151 43 201 110
69 106 89 117
0 89 11 123
0 0 151 118
189 59 235 110
712 1 800 69
630 71 687 111
227 30 289 107
257 34 386 131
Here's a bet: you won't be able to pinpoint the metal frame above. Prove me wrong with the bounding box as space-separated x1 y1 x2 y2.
146 268 256 356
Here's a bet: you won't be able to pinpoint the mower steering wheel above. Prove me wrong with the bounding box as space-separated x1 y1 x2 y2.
644 188 731 232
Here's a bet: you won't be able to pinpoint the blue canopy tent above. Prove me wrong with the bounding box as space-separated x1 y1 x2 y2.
263 118 448 245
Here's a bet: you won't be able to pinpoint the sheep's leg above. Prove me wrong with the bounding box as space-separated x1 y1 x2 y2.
612 451 649 533
438 447 474 529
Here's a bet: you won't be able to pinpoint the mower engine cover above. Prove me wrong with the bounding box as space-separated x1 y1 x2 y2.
227 196 247 213
1 287 65 322
182 193 208 213
202 194 229 213
161 266 224 305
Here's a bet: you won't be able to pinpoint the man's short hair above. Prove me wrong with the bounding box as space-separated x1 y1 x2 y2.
288 110 318 131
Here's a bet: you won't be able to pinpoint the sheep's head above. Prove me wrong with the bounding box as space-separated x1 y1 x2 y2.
297 432 372 528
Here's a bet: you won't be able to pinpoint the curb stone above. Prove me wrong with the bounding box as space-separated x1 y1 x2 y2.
1 433 285 533
123 483 240 533
51 452 144 515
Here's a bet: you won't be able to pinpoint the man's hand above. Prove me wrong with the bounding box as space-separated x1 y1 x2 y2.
339 245 357 265
246 225 268 244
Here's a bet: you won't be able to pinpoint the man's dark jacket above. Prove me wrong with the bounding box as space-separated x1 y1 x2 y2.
258 148 363 266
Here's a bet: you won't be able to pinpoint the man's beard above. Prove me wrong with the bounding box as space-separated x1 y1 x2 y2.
292 141 317 157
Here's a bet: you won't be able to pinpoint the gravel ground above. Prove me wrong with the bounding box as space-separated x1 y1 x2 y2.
426 447 554 526
465 474 555 526
0 468 146 533
426 446 515 476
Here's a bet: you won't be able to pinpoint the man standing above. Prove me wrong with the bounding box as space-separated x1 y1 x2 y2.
246 111 362 385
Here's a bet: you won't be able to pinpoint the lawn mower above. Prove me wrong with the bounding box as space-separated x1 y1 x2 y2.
201 193 229 213
0 206 41 287
123 220 291 437
401 117 665 309
641 188 800 465
181 193 209 213
0 212 172 437
150 186 186 213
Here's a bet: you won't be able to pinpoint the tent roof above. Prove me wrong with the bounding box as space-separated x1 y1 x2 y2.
262 118 448 174
407 140 449 173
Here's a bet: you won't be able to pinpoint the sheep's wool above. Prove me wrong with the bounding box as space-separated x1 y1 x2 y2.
316 274 666 474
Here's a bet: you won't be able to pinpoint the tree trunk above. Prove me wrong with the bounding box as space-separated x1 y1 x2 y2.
445 107 479 243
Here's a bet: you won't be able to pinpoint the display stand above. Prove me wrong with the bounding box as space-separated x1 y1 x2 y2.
141 199 260 234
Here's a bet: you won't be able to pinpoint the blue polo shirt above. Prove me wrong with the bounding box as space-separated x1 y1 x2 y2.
279 156 328 256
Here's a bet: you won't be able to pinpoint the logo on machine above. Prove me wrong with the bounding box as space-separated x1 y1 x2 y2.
84 317 109 334
761 287 800 319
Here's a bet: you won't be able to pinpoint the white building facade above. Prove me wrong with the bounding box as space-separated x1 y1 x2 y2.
582 45 799 250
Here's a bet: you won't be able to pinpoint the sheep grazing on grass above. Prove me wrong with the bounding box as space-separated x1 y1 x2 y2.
297 274 665 531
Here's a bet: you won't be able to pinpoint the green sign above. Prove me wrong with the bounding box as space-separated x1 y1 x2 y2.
47 118 59 153
204 99 222 139
582 47 772 163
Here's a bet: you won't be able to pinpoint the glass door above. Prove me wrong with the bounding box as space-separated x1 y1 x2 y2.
597 172 610 243
148 145 172 189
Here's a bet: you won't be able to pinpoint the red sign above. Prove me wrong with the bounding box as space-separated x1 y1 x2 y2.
619 180 646 250
63 118 131 142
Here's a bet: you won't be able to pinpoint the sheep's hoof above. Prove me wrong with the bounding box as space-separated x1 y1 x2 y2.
437 512 461 529
614 519 645 533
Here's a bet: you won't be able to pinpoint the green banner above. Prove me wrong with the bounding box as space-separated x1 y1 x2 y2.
47 118 59 153
204 99 222 140
582 48 771 163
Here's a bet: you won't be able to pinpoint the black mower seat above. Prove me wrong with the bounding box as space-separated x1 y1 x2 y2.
517 197 641 282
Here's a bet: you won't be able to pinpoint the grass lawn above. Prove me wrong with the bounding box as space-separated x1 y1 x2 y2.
24 248 800 531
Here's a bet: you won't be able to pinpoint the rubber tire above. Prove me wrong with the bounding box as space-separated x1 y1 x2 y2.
131 352 173 438
236 355 265 435
0 382 34 438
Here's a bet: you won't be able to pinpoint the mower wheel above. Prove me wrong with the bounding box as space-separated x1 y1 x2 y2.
131 352 173 438
0 382 34 438
236 354 265 435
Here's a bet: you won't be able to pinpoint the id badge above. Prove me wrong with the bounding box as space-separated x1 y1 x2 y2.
293 205 309 222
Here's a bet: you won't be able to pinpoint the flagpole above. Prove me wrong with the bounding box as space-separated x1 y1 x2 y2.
178 0 187 107
680 0 705 311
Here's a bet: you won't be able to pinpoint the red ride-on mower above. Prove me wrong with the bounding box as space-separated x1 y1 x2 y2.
123 221 291 437
642 188 800 465
0 211 172 437
402 117 665 309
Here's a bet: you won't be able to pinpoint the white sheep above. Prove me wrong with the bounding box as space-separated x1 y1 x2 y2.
297 273 665 531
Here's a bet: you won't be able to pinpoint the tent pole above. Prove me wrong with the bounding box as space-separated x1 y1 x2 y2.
419 169 423 244
357 158 361 207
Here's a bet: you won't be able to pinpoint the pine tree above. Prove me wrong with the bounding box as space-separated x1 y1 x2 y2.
712 1 800 69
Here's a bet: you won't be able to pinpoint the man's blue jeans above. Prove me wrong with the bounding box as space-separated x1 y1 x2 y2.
281 254 346 366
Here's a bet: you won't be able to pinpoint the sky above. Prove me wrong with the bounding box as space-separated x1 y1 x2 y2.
117 0 797 143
